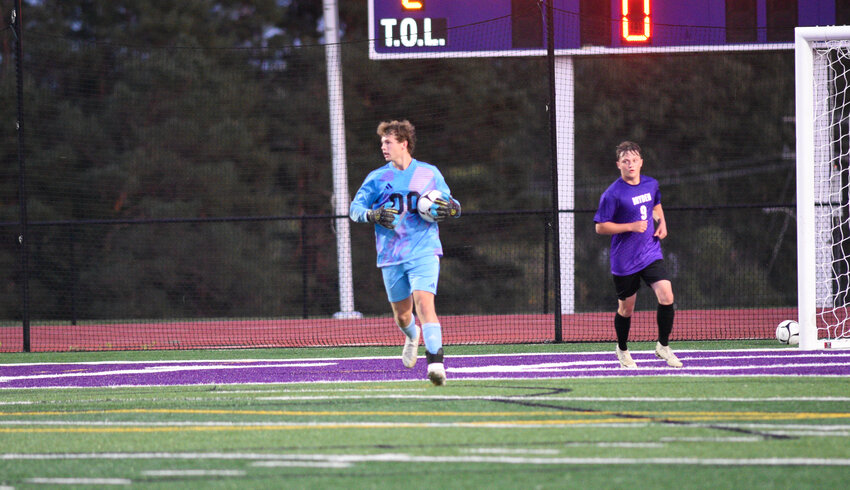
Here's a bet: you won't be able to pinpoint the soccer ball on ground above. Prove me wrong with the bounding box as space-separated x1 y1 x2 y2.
775 320 800 345
417 189 446 223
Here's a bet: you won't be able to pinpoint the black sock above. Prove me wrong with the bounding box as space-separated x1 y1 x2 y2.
657 303 675 346
614 313 631 351
425 348 444 364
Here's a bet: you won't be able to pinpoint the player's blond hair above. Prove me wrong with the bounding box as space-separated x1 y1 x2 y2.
377 120 416 156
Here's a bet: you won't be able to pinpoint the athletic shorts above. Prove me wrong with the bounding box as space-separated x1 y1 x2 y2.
612 259 670 300
381 254 441 303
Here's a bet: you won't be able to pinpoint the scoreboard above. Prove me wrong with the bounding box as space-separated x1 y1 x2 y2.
369 0 848 58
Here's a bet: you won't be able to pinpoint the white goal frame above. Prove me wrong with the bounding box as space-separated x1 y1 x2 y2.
795 26 850 350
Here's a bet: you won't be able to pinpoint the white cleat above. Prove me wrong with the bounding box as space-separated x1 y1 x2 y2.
427 362 446 386
402 326 420 368
616 346 637 369
655 342 683 368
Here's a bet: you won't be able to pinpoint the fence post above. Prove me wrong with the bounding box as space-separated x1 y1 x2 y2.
545 1 562 343
12 1 31 352
543 218 550 315
69 227 78 325
301 218 309 319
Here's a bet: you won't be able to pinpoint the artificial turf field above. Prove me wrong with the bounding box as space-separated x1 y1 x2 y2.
1 341 849 489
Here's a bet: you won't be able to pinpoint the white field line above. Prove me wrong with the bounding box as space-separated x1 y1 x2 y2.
670 424 850 437
660 437 762 442
763 431 850 437
256 395 850 402
448 361 850 373
688 422 850 431
5 451 850 467
25 478 131 485
0 348 843 368
448 349 846 359
464 444 664 452
141 469 245 477
463 448 561 454
251 461 352 468
0 362 336 383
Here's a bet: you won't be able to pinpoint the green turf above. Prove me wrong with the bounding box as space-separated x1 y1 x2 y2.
1 342 848 489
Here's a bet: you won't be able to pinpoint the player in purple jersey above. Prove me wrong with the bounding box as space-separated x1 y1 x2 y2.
350 120 461 385
594 141 682 369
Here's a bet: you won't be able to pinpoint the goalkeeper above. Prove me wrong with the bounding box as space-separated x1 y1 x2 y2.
349 120 461 386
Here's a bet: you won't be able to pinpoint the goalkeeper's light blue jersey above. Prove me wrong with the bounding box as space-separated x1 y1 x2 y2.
350 158 452 267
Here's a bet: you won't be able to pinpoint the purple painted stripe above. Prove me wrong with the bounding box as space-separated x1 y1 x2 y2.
1 350 848 389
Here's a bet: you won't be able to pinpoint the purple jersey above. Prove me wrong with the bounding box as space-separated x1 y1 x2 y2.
593 176 663 276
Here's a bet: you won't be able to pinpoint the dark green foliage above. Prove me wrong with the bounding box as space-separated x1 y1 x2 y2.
0 1 797 329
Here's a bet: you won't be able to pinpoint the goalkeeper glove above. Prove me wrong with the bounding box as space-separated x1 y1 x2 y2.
367 206 400 229
431 197 461 221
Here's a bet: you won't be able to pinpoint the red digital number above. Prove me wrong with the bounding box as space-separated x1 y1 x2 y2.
622 0 651 42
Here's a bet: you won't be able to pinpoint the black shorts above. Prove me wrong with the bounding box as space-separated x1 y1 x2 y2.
612 259 670 300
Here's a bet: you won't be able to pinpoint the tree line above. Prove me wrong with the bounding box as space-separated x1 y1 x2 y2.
0 1 797 324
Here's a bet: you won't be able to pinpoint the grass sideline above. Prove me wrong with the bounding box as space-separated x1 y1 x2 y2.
2 341 847 489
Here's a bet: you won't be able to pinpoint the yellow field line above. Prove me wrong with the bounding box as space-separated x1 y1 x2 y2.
611 410 850 421
2 408 847 424
0 418 646 434
2 408 568 417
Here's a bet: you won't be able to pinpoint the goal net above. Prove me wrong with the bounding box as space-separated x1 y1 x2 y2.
795 26 850 349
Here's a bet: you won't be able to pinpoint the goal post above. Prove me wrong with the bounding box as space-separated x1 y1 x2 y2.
794 26 850 350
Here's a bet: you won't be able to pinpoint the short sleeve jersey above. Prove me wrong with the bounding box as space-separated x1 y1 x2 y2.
593 176 663 276
349 158 452 267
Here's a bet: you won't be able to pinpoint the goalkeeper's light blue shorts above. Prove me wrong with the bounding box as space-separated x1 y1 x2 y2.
381 254 441 303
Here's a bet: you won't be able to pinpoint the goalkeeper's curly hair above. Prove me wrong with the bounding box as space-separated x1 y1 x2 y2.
377 120 416 156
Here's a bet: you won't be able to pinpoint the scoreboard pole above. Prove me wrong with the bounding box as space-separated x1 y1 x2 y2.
555 56 576 333
324 0 361 320
546 0 574 341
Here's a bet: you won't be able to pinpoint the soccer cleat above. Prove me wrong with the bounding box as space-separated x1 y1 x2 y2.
655 342 683 368
427 363 446 386
401 325 420 368
426 348 446 386
616 346 637 368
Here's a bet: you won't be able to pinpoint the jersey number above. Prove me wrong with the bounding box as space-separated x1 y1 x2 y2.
387 192 421 213
640 205 648 221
